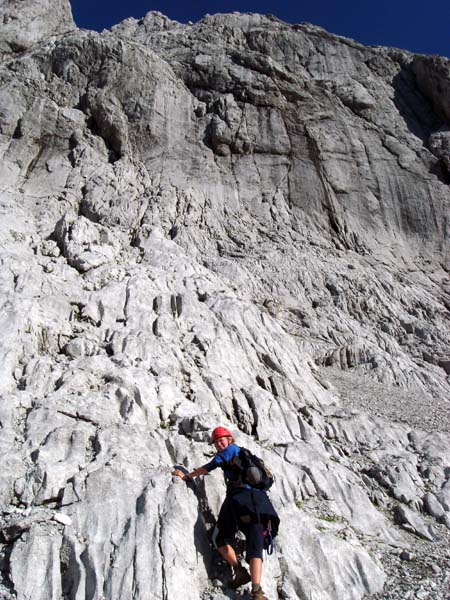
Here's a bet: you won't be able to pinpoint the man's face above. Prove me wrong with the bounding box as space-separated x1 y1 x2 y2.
214 436 230 452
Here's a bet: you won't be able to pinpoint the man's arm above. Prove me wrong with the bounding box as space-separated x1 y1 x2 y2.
172 466 208 481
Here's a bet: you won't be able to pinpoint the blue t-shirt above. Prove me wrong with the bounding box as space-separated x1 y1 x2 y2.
203 443 245 487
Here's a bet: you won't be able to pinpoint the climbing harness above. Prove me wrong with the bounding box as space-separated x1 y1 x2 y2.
263 520 274 555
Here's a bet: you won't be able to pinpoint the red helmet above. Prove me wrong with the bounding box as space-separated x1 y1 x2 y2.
211 426 233 443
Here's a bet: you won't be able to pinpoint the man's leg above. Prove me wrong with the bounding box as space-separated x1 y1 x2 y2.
217 544 252 588
243 523 267 599
217 544 238 566
216 499 251 588
249 557 262 585
216 497 238 565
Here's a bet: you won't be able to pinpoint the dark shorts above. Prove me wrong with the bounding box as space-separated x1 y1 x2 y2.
215 488 279 561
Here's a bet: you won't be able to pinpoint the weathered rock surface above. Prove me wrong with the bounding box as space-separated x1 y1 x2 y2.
0 0 75 58
0 2 449 600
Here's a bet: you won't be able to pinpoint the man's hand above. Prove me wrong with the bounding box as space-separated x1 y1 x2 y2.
171 466 207 480
172 469 189 480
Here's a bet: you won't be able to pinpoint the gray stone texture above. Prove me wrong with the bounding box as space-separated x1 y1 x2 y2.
0 0 75 58
0 3 450 600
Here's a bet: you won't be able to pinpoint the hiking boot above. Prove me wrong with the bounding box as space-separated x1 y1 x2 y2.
230 563 251 589
251 586 268 600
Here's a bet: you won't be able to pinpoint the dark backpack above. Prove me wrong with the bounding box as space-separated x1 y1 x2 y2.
231 447 274 491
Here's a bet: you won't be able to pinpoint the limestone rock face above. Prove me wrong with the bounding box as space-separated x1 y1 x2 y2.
0 0 75 58
0 3 450 600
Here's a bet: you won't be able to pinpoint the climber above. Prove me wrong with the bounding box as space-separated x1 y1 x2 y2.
172 426 279 600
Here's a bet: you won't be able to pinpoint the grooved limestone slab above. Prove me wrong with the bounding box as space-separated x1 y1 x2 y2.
0 3 449 600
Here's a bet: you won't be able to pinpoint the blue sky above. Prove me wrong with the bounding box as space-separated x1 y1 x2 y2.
70 0 449 57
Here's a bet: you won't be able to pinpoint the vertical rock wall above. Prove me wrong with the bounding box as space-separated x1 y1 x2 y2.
0 2 449 599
